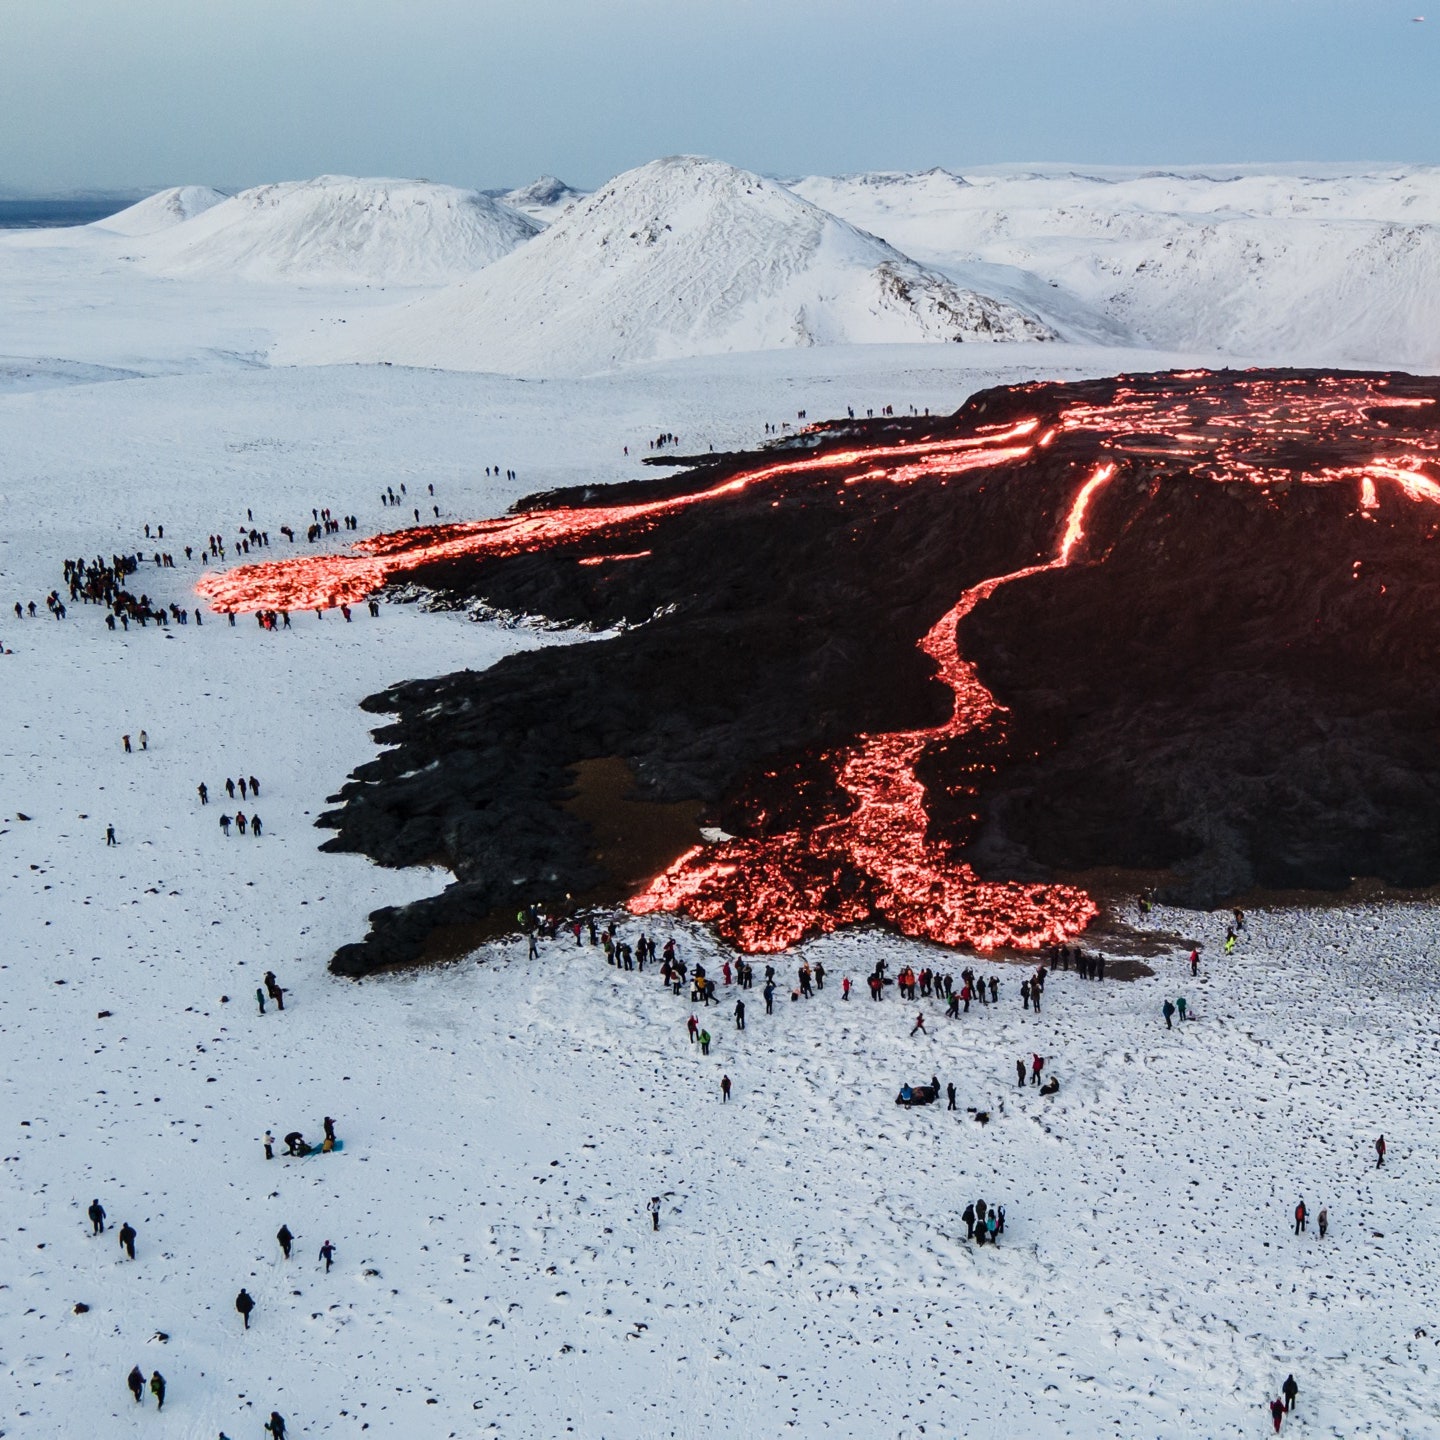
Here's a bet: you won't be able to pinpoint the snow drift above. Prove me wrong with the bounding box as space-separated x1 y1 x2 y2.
92 185 229 236
288 157 1052 376
138 176 540 285
792 165 1440 369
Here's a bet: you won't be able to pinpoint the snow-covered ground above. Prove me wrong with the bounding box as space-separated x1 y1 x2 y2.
3 173 1440 1436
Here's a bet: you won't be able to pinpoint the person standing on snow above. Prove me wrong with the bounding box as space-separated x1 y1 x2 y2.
1294 1201 1307 1234
1163 999 1176 1029
265 1413 287 1439
842 976 851 1000
734 999 745 1031
946 1082 957 1110
126 1365 145 1403
149 1371 165 1410
277 1224 293 1260
1177 996 1187 1021
236 1288 255 1329
721 1075 732 1102
1376 1135 1387 1167
88 1199 106 1235
105 825 117 847
1270 1396 1286 1432
1189 947 1200 977
648 1196 661 1232
763 982 775 1015
197 782 208 805
1317 1207 1328 1239
118 1222 137 1260
1016 1058 1026 1088
1031 1054 1044 1086
263 1130 275 1160
962 1202 976 1239
1282 1374 1299 1411
256 987 266 1016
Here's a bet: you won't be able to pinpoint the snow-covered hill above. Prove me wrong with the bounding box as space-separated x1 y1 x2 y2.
791 165 1440 368
497 174 587 223
138 176 540 285
287 157 1052 376
92 185 229 236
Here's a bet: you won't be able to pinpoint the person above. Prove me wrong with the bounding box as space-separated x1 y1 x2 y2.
256 987 266 1016
88 1199 106 1235
686 1015 699 1043
138 729 148 751
321 1133 335 1153
648 1196 661 1232
252 815 262 837
149 1371 165 1411
1270 1396 1286 1432
119 1221 137 1260
226 777 235 799
197 782 208 805
1282 1374 1299 1412
221 813 232 836
734 999 745 1030
1294 1201 1307 1234
842 976 851 1000
1376 1134 1387 1167
1031 1054 1044 1086
947 1082 957 1111
319 1239 335 1272
1177 996 1187 1021
962 1202 976 1239
899 1083 914 1106
1189 947 1200 977
1163 999 1176 1029
1318 1206 1328 1239
1224 932 1237 956
266 1414 287 1439
699 1029 711 1055
763 982 775 1015
264 1130 275 1160
323 1116 336 1143
105 824 116 847
278 1223 293 1259
1040 1076 1059 1096
1016 1058 1026 1088
122 734 131 754
910 1012 926 1037
284 1131 304 1155
236 1287 255 1328
1021 979 1031 1010
264 971 284 1011
127 1365 145 1403
721 1074 732 1102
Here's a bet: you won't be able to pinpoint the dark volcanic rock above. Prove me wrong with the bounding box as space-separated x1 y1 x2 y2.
317 368 1440 974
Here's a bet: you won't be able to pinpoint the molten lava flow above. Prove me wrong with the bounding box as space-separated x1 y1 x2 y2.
207 369 1440 958
630 466 1116 952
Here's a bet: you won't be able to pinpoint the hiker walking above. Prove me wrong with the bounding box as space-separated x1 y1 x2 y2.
105 824 117 847
910 1012 926 1037
1189 947 1199 976
699 1028 711 1055
1177 995 1187 1021
256 987 266 1016
265 1415 287 1439
127 1365 145 1403
734 999 745 1030
1163 999 1176 1029
1282 1374 1298 1412
686 1014 699 1043
648 1196 661 1232
1317 1207 1328 1239
236 1287 255 1328
319 1239 335 1272
149 1371 165 1410
721 1074 732 1102
946 1082 957 1111
88 1199 106 1234
220 813 232 836
1294 1201 1307 1234
118 1221 137 1259
277 1223 293 1259
1270 1396 1286 1432
1376 1134 1387 1167
264 971 284 1010
197 782 208 804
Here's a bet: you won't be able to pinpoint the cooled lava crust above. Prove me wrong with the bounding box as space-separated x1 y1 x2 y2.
199 369 1440 975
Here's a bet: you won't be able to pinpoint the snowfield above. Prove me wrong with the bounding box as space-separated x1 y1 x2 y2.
2 161 1440 1438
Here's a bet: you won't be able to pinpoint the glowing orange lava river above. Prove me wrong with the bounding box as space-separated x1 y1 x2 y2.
202 371 1440 957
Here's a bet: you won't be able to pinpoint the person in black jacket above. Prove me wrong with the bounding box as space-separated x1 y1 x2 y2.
236 1288 255 1329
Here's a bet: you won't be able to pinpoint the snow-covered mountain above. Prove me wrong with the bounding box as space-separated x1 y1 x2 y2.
289 157 1052 375
92 186 229 236
138 176 540 285
497 174 587 223
791 165 1440 369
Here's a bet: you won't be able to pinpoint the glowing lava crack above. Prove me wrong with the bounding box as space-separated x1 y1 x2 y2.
201 369 1440 973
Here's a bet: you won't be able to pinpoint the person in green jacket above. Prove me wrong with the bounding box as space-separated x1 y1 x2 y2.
1177 996 1187 1021
699 1030 711 1055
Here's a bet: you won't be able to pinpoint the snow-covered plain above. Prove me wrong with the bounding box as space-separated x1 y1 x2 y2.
2 169 1440 1438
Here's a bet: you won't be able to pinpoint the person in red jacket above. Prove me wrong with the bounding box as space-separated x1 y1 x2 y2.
1270 1396 1286 1432
1031 1054 1045 1086
1294 1200 1307 1234
1376 1134 1387 1167
910 1012 926 1037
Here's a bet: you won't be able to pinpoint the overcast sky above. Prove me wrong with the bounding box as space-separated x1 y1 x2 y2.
2 0 1436 193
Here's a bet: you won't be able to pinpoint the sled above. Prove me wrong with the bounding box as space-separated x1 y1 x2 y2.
295 1139 344 1157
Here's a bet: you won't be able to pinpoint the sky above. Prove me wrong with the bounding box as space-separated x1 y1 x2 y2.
1 0 1436 194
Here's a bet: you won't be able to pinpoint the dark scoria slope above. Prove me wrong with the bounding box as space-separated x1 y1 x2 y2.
307 369 1440 974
